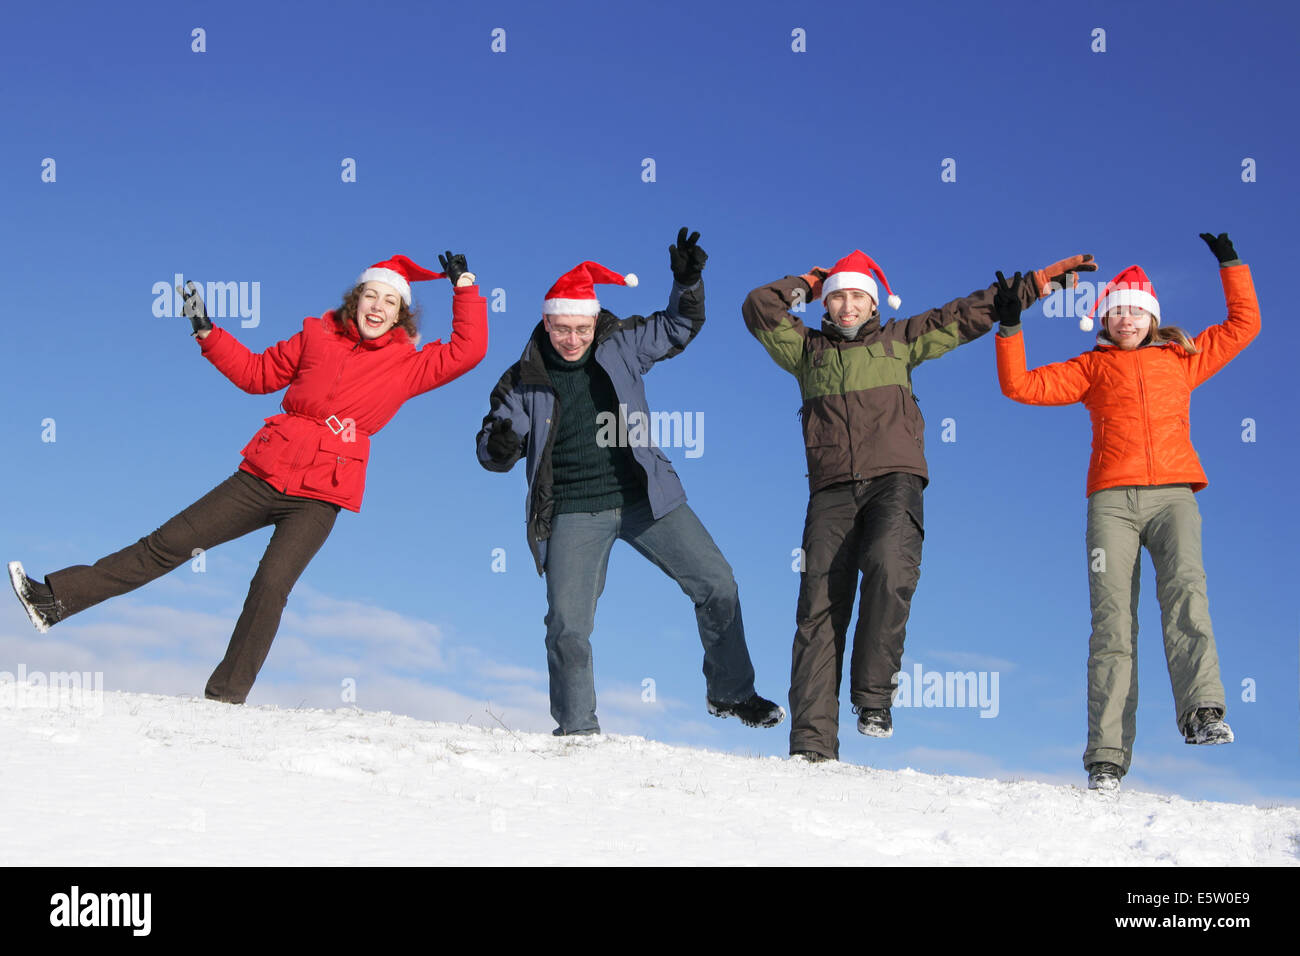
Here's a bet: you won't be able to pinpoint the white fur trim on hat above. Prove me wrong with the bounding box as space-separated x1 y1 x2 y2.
624 273 638 288
543 298 602 316
357 267 412 306
1096 288 1161 322
821 271 879 304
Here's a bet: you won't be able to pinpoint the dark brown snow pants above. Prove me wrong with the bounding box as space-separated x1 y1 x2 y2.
45 470 339 703
789 473 924 759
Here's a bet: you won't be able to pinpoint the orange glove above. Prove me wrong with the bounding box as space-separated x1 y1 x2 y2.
1030 254 1097 298
798 267 831 300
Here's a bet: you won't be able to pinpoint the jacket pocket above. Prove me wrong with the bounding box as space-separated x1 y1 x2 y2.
1092 417 1106 467
801 395 842 446
240 418 290 477
801 411 837 448
298 432 366 501
868 340 910 384
900 385 925 445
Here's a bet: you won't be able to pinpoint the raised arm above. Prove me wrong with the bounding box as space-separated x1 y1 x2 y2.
176 278 299 394
619 281 706 372
619 228 709 373
406 281 490 396
904 254 1095 367
995 325 1094 406
897 282 1027 366
1184 234 1260 388
198 321 305 394
741 272 820 376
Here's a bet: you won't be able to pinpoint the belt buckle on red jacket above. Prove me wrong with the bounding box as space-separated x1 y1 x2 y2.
325 415 345 435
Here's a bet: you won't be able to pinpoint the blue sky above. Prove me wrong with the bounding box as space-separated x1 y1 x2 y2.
2 0 1297 805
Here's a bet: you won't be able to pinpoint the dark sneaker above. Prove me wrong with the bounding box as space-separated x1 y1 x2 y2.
1087 762 1123 791
204 691 248 705
7 561 62 633
790 750 833 763
1183 708 1234 745
707 693 786 728
854 706 893 738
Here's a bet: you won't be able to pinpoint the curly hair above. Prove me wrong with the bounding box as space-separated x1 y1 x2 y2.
332 284 422 340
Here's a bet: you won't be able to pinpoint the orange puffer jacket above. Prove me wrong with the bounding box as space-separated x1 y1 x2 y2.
996 265 1259 497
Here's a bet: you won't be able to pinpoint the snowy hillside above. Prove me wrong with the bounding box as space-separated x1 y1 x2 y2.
3 688 1297 866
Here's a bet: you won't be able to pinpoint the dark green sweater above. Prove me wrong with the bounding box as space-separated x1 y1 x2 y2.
542 339 646 514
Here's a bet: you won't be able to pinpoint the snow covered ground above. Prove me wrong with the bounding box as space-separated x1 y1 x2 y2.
3 688 1297 866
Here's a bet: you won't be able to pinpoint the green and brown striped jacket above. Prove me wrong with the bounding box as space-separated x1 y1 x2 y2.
742 274 1036 494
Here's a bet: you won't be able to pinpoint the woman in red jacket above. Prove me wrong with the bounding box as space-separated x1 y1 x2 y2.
8 253 488 703
994 233 1259 793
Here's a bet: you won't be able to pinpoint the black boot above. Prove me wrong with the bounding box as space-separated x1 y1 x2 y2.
707 693 786 728
7 561 64 633
1087 762 1123 792
854 705 893 738
1183 707 1234 745
790 750 834 763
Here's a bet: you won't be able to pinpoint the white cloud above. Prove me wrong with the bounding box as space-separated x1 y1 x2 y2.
279 588 446 672
921 650 1020 672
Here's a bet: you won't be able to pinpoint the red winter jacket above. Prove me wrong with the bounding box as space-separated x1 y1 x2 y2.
198 285 488 511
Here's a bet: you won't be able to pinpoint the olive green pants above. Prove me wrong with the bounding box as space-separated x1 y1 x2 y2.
1083 485 1226 774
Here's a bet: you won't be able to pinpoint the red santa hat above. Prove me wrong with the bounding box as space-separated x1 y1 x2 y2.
543 261 638 316
821 250 901 311
357 254 445 307
1081 264 1160 332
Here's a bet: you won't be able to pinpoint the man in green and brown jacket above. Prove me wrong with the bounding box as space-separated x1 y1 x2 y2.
742 249 1095 760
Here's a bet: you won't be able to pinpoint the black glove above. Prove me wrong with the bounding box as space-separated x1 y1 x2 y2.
1199 232 1238 265
486 418 520 462
668 227 708 286
994 271 1026 328
180 281 212 335
439 250 469 286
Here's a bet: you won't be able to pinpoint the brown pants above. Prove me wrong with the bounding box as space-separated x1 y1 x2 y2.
789 473 925 759
46 470 339 703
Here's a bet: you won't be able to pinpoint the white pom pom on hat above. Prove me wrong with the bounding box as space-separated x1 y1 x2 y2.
543 261 637 316
821 249 901 311
1083 264 1160 334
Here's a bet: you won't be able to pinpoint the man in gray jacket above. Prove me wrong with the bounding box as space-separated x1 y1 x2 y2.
477 229 783 736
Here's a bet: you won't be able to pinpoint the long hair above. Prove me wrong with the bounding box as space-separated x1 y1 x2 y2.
332 284 421 341
1100 315 1199 354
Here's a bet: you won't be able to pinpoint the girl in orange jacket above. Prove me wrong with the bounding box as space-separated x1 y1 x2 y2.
993 233 1259 792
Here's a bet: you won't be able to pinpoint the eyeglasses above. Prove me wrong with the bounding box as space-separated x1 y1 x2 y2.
550 326 595 340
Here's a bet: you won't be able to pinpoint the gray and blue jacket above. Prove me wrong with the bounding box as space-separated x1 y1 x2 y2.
476 280 705 575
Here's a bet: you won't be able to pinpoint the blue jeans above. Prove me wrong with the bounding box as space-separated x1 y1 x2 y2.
543 500 757 734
